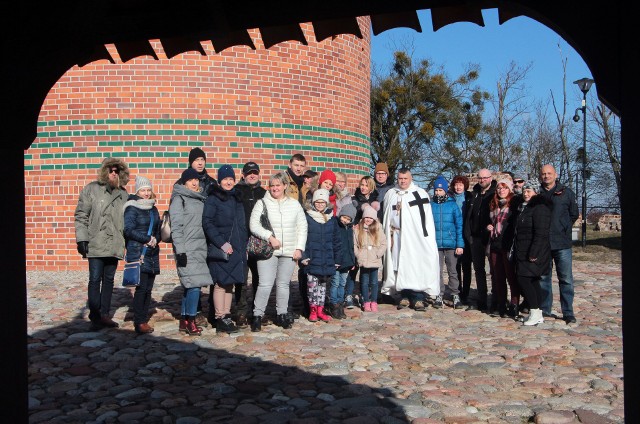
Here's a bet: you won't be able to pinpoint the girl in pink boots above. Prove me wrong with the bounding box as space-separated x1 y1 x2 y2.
300 189 343 322
354 204 387 312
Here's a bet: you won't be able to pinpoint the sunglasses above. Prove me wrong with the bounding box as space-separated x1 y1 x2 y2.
109 168 119 174
244 170 259 176
514 179 525 184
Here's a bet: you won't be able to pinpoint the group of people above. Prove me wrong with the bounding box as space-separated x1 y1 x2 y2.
74 148 579 335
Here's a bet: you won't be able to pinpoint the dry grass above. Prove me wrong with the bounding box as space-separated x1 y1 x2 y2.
572 230 621 264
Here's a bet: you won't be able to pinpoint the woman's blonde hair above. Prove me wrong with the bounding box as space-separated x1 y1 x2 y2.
359 175 375 193
335 171 349 200
356 216 381 247
269 172 290 189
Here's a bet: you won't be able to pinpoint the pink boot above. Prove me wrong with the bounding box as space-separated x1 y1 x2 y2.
363 302 372 312
316 306 332 322
371 302 378 312
308 305 318 322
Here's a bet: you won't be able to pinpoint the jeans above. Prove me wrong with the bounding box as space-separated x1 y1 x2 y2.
87 257 118 321
181 287 201 317
344 266 359 298
253 255 296 317
540 248 575 317
360 268 379 303
438 249 460 296
330 270 348 304
133 272 155 325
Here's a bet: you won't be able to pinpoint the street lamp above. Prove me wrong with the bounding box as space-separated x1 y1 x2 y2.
572 77 594 248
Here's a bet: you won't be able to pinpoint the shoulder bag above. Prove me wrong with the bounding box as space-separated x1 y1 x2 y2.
160 195 184 243
123 212 154 287
247 199 275 260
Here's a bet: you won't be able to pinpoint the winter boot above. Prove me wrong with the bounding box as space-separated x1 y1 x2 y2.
308 305 318 322
337 302 347 319
524 308 544 326
185 316 202 336
276 313 293 329
331 304 343 319
316 306 332 322
179 315 188 333
370 302 378 312
363 302 372 312
216 315 239 334
251 315 262 332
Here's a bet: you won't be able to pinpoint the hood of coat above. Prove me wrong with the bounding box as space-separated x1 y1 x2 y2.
98 157 130 187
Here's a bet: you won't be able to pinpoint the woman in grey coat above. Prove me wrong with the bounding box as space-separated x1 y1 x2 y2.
170 168 213 335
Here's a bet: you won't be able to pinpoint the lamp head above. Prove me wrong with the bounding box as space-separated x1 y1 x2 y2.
573 77 595 94
573 113 580 123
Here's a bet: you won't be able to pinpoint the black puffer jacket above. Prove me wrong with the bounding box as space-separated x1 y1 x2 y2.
514 195 552 278
465 179 497 244
539 182 579 250
123 195 161 274
202 185 248 286
235 179 266 232
352 187 379 224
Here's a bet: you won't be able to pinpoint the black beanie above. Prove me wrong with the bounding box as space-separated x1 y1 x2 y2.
188 147 206 166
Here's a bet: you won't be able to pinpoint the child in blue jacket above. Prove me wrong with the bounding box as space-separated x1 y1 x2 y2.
300 189 343 322
431 176 464 309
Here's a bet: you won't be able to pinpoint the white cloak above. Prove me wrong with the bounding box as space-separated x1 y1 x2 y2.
381 182 440 296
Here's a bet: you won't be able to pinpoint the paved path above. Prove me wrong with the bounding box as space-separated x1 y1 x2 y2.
27 260 623 423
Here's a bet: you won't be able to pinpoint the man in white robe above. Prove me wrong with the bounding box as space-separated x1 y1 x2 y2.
381 168 440 310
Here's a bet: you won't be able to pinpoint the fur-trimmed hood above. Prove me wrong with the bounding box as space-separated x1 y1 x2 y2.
98 157 130 187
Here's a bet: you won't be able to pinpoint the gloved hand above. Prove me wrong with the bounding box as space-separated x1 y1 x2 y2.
77 241 88 258
300 258 310 266
176 253 187 267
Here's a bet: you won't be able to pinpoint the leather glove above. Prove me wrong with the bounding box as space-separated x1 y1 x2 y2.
176 253 187 267
77 241 88 258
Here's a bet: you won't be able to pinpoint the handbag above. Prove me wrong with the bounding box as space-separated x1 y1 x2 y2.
123 212 154 287
160 195 184 243
247 199 274 260
206 217 234 262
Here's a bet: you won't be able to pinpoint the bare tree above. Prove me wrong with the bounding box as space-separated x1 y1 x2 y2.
590 100 622 206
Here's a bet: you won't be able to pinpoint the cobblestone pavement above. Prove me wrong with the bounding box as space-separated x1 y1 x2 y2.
27 260 623 423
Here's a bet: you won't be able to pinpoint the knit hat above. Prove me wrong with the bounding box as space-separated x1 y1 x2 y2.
374 162 389 175
339 204 357 221
496 176 513 191
433 175 448 192
135 176 152 193
188 147 206 166
181 168 200 184
319 169 336 186
217 164 236 183
242 161 260 175
362 204 378 220
312 188 330 204
522 179 540 193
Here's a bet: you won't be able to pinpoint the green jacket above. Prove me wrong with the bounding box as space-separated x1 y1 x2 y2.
74 158 129 259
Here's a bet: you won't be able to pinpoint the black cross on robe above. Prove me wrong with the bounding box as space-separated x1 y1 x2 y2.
408 191 430 237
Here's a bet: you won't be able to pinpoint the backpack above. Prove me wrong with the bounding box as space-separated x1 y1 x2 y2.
160 196 184 243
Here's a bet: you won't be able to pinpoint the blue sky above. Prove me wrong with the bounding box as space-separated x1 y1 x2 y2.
370 9 595 108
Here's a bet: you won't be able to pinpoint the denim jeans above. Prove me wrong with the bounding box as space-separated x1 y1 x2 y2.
540 248 575 317
133 272 155 325
87 257 118 321
181 287 201 317
360 268 379 303
330 270 348 304
344 266 359 298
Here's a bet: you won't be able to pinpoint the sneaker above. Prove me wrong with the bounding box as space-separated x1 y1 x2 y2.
433 295 443 309
397 298 410 310
452 295 463 309
345 295 354 309
370 302 378 312
363 302 372 312
414 300 426 311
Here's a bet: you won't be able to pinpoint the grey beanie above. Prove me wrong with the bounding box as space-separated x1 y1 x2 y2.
522 179 540 193
135 176 152 193
339 203 357 221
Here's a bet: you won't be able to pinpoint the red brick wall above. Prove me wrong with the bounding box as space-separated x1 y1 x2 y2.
26 21 371 271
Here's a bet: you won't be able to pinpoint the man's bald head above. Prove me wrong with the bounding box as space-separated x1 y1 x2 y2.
540 164 557 189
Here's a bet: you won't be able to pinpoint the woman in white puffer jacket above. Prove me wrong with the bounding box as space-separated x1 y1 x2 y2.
250 172 307 331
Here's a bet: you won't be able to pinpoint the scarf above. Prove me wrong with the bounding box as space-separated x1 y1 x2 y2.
489 201 510 240
307 208 333 224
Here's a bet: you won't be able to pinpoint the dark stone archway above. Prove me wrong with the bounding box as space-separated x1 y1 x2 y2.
2 1 636 422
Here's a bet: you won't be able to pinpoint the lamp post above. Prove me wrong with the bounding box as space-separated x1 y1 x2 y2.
573 77 594 248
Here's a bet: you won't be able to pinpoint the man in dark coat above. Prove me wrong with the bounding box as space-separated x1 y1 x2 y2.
234 161 266 327
538 164 580 324
465 169 497 312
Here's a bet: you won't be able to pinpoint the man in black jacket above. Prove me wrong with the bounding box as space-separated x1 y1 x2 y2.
465 169 496 312
539 164 580 324
234 161 266 327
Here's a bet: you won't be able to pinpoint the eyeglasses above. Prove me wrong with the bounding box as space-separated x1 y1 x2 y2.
497 186 510 191
109 168 119 174
375 172 387 175
336 180 346 184
479 176 492 180
514 179 525 184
